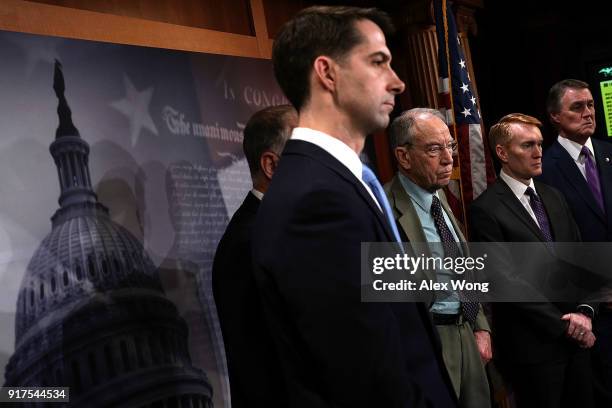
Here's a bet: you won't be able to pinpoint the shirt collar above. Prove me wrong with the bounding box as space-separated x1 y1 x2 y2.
251 188 264 201
557 135 594 161
291 127 364 181
398 173 439 213
499 169 537 200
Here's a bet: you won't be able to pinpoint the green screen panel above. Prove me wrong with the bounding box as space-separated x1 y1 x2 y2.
600 79 612 137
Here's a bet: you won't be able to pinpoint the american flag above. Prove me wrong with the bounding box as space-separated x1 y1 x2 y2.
434 0 496 227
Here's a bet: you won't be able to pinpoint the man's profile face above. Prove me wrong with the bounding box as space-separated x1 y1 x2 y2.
551 87 596 144
500 123 544 182
334 19 405 135
402 115 454 192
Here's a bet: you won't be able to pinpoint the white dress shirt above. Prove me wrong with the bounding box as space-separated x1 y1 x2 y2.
291 127 381 210
499 169 542 228
251 188 264 201
557 135 596 181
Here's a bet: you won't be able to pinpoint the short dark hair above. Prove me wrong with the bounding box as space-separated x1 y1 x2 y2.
272 6 394 111
243 105 297 177
546 79 590 115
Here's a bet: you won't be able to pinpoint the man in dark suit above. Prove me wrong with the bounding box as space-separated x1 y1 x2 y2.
538 79 612 403
385 108 491 408
539 79 612 240
470 113 596 408
253 6 457 408
212 105 297 407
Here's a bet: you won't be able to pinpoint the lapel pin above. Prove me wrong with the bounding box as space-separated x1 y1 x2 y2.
606 157 610 163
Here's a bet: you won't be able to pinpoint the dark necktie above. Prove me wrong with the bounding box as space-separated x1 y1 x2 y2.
431 195 479 323
581 146 605 212
525 187 553 242
361 164 402 244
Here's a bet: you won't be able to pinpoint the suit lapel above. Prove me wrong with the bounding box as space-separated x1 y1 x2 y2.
438 190 468 254
495 179 546 241
390 177 428 244
388 177 440 282
550 141 605 222
285 140 396 241
535 181 566 241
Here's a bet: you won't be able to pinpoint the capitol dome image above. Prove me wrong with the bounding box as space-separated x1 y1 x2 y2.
3 61 214 408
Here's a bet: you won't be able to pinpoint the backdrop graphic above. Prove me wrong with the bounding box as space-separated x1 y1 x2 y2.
0 29 287 407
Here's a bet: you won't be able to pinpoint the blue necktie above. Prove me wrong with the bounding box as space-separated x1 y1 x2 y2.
361 164 402 244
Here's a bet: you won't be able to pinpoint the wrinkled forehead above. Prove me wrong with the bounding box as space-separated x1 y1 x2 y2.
561 87 593 104
414 116 452 144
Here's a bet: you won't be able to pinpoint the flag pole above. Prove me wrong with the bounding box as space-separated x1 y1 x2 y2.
441 0 469 231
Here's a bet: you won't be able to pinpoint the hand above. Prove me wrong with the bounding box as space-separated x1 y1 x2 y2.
561 313 592 341
473 330 492 364
579 331 596 349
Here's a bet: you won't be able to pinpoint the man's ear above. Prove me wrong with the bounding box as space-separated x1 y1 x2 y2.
260 151 279 180
312 56 337 93
394 147 411 171
550 112 560 126
495 145 508 163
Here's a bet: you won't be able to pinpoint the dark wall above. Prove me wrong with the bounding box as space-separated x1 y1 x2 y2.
471 0 611 145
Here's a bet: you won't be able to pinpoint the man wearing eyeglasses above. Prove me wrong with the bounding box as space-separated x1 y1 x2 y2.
385 108 492 408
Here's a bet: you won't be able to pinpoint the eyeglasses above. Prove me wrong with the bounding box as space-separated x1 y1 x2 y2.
404 141 458 157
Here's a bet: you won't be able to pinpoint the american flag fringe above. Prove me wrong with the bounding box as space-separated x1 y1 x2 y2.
434 0 496 229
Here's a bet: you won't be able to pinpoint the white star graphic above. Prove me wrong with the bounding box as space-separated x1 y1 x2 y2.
470 96 477 105
461 107 471 117
111 75 158 146
459 59 466 69
460 83 469 93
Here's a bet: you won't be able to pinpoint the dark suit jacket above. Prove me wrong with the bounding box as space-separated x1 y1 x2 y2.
469 178 589 365
212 192 287 407
253 139 457 408
385 175 490 332
539 138 612 242
539 140 612 405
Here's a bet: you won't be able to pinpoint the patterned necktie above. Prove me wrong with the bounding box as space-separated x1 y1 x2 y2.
525 187 553 242
361 164 402 244
581 146 605 212
431 195 479 323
